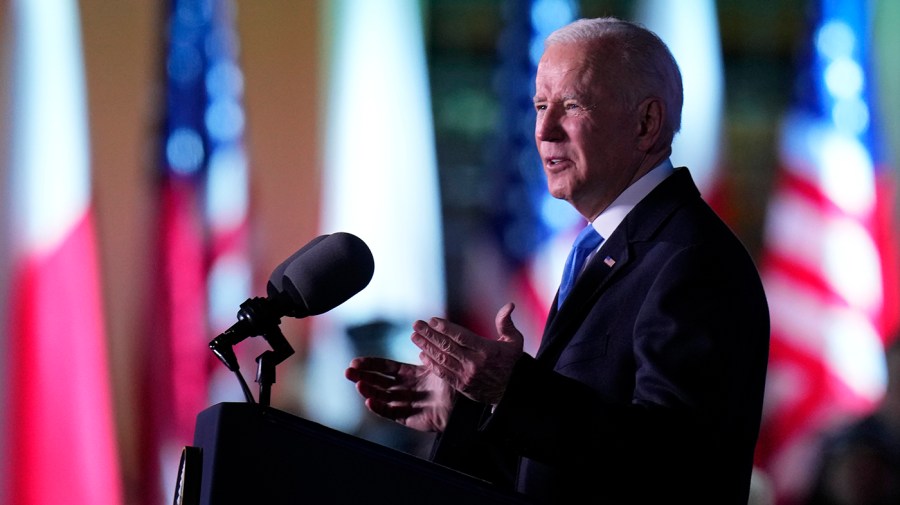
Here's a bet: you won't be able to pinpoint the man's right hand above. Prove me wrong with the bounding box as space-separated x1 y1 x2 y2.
345 357 455 433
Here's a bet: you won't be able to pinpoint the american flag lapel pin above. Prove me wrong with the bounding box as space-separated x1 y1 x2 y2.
603 256 616 267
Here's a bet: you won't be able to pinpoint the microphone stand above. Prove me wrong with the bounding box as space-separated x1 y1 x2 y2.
255 326 294 407
209 297 295 407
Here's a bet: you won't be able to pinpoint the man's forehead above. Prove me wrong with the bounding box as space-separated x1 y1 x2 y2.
534 54 603 96
538 41 608 73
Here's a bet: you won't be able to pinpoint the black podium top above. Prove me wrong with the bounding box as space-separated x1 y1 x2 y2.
188 402 534 505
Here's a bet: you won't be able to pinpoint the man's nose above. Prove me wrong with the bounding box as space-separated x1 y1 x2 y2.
535 107 564 142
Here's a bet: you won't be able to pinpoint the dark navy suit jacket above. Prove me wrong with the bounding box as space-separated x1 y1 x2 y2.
432 168 770 504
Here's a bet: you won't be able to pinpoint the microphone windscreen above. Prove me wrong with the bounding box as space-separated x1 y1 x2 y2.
281 232 375 317
266 234 329 297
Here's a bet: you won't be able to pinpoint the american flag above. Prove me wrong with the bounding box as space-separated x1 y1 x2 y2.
2 0 123 503
138 0 251 502
754 1 900 502
480 0 580 353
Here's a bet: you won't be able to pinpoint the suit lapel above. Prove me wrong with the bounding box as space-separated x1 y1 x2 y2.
535 168 700 362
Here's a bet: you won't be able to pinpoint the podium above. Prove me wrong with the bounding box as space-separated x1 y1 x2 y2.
184 402 533 504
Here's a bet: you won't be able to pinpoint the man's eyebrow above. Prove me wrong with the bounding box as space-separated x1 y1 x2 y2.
532 93 584 103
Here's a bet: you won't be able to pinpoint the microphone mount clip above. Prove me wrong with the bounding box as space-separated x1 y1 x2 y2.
209 297 296 407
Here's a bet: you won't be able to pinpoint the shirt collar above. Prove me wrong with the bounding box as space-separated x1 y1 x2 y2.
590 158 675 240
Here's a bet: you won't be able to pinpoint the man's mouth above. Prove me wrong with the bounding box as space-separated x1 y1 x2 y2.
545 157 571 170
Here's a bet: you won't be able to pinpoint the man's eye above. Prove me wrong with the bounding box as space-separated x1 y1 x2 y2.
534 103 547 112
564 102 581 111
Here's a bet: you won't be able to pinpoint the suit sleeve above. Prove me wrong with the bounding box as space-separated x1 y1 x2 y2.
429 395 519 487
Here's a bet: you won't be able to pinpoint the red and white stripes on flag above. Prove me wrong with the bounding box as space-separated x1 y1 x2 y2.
754 2 900 501
1 1 123 504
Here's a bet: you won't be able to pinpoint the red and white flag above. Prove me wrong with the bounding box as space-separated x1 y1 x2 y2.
1 0 123 504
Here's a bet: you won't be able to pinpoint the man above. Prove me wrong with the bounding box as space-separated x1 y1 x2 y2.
346 17 769 504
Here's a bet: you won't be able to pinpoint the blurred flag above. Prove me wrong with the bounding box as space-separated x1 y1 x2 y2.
754 0 900 502
474 0 580 354
1 1 123 504
635 0 728 215
308 0 445 439
138 0 251 503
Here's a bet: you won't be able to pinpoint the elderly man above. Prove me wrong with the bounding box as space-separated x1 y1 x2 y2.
346 17 769 504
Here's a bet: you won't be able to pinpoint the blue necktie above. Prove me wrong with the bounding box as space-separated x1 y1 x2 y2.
557 224 603 309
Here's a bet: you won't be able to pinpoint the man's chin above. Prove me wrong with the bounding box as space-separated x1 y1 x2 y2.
546 184 570 202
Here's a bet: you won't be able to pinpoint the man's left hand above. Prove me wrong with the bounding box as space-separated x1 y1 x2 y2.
412 302 524 405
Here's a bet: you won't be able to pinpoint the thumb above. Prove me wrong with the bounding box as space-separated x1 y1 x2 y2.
495 302 524 347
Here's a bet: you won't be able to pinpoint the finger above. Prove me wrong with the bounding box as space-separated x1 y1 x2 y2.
413 330 463 373
344 366 361 383
355 380 403 404
411 324 458 361
424 317 481 350
346 361 390 383
495 302 524 345
412 319 480 360
347 368 400 389
348 356 405 375
420 352 462 391
365 398 421 426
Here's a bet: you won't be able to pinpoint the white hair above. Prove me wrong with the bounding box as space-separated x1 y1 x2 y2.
546 17 684 145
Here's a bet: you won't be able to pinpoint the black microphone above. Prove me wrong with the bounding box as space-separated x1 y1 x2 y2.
209 232 375 371
278 231 375 318
266 234 329 294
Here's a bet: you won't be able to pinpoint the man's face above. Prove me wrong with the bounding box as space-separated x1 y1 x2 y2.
533 41 643 220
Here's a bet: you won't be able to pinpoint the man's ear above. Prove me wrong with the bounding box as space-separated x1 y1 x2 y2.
636 97 665 151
